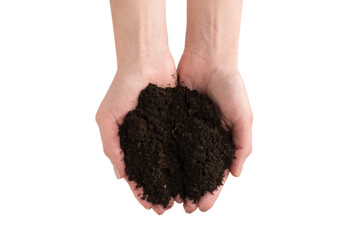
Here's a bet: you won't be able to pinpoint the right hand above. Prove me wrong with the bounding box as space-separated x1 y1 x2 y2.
96 52 177 215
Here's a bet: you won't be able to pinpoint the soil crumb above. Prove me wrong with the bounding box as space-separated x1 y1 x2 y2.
119 84 235 208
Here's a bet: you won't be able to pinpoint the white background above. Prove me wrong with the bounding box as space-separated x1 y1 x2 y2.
1 0 358 239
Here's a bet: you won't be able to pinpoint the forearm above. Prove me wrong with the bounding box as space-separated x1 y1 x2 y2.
110 0 169 67
185 0 243 68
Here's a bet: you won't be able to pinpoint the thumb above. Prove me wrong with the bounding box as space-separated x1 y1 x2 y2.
230 121 252 177
96 112 126 179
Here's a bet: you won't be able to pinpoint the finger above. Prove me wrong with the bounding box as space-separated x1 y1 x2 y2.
166 198 175 210
96 113 126 178
230 122 252 177
113 165 122 179
174 194 183 203
199 169 229 212
152 204 166 215
125 177 152 209
151 197 174 215
183 198 198 214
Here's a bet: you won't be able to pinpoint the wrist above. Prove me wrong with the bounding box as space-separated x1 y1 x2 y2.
111 0 169 67
184 0 242 70
184 28 239 70
116 50 176 82
117 46 170 67
115 33 169 68
182 46 238 71
178 49 239 90
115 18 169 65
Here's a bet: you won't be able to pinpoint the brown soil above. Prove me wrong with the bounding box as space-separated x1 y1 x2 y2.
119 84 235 208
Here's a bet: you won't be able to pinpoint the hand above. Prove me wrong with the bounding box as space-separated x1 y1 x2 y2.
96 52 177 214
177 50 253 213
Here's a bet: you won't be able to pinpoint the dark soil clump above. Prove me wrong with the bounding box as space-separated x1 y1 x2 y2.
119 84 235 208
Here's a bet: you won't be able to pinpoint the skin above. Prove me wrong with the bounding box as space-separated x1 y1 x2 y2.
96 0 252 214
96 0 177 215
177 0 253 213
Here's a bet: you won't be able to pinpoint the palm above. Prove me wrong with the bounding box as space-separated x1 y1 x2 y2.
177 53 253 212
96 55 177 215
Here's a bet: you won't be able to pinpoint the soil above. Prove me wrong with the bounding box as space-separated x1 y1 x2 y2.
119 84 235 208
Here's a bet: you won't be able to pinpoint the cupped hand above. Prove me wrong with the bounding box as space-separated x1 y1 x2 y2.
96 53 177 215
177 51 253 213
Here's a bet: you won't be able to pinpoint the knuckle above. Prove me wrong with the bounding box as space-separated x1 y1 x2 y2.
238 112 253 126
95 110 102 124
248 111 254 123
103 147 122 162
245 146 252 156
239 146 252 158
248 147 252 155
103 147 111 158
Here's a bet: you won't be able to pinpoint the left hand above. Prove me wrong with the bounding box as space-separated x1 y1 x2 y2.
177 50 253 213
